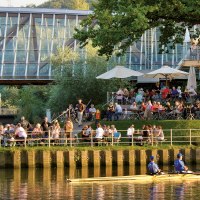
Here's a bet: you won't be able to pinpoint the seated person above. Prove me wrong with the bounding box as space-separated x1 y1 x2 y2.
93 124 104 145
174 153 189 173
113 132 121 143
81 125 90 142
156 126 164 141
130 102 139 111
171 87 179 99
148 156 161 174
116 88 124 104
15 123 27 146
188 86 197 98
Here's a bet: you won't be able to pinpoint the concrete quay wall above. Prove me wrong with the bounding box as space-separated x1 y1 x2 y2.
0 148 198 168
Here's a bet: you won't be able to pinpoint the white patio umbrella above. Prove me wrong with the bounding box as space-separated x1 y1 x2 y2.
187 66 197 90
144 65 189 85
96 65 143 79
184 27 191 43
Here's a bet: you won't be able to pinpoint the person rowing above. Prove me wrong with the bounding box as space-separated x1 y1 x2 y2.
174 153 192 174
148 156 162 175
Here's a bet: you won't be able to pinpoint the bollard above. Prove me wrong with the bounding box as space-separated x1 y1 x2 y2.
69 151 76 168
184 148 191 165
105 150 112 167
195 149 200 165
28 151 36 168
81 167 88 178
43 151 51 168
56 151 64 168
117 150 124 166
13 150 21 169
93 150 101 167
81 151 88 167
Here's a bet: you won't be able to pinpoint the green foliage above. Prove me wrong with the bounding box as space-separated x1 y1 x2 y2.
0 86 19 109
16 86 49 123
48 46 127 113
37 0 90 10
74 0 200 58
0 86 49 124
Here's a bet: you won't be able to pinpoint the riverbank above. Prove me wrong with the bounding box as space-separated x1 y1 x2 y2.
0 146 199 168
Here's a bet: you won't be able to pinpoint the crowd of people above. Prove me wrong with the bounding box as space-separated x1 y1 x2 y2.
114 85 198 105
104 85 200 121
79 123 165 146
0 112 165 146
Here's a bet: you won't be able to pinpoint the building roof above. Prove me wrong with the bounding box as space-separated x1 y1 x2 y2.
0 7 93 15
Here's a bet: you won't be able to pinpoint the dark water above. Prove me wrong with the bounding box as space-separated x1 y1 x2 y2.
1 166 200 200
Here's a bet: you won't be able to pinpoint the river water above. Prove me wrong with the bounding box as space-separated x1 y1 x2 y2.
1 166 200 199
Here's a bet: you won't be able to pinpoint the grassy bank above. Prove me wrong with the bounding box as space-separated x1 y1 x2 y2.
98 119 200 130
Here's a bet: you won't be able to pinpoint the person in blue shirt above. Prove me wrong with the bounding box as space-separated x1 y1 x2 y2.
148 156 161 174
174 153 188 173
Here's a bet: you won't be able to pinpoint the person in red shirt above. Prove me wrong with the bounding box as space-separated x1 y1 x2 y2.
161 86 170 100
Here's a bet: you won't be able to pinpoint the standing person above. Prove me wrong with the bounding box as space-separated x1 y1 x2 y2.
95 109 101 126
144 100 152 120
148 156 161 174
64 118 74 145
20 116 31 131
77 99 85 127
174 153 189 173
88 104 96 121
41 117 51 138
114 103 122 120
127 124 135 146
107 103 115 121
51 120 61 145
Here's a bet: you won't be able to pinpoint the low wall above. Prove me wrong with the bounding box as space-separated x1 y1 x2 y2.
0 148 198 168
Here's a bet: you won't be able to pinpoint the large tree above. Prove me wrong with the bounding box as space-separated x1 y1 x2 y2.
74 0 200 58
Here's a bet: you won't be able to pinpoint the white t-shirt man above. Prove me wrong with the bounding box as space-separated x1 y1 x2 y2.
95 127 104 139
16 127 27 138
127 127 135 136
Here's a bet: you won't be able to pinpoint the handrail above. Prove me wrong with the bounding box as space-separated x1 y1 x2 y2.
1 128 200 147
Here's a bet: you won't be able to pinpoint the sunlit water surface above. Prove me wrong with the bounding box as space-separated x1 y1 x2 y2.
1 166 200 200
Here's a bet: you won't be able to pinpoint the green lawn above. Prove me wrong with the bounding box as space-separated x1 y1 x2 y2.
98 119 200 130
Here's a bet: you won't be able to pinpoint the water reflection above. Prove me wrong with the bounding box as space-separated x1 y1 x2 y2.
0 166 200 199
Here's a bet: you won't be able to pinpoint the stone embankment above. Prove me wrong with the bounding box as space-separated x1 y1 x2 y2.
0 148 199 168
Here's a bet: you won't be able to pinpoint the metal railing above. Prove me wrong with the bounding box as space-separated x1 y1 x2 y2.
1 128 200 147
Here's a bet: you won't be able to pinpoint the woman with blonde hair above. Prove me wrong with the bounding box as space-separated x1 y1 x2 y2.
51 120 61 145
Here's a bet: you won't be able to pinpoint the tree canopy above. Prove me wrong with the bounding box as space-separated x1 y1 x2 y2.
74 0 200 58
36 0 90 10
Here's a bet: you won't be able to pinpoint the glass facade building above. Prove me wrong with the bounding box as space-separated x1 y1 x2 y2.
0 7 196 83
0 7 91 83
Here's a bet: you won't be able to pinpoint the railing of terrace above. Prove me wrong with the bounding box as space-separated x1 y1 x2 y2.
1 128 200 147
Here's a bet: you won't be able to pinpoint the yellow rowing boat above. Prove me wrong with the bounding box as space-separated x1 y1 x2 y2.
69 174 200 183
